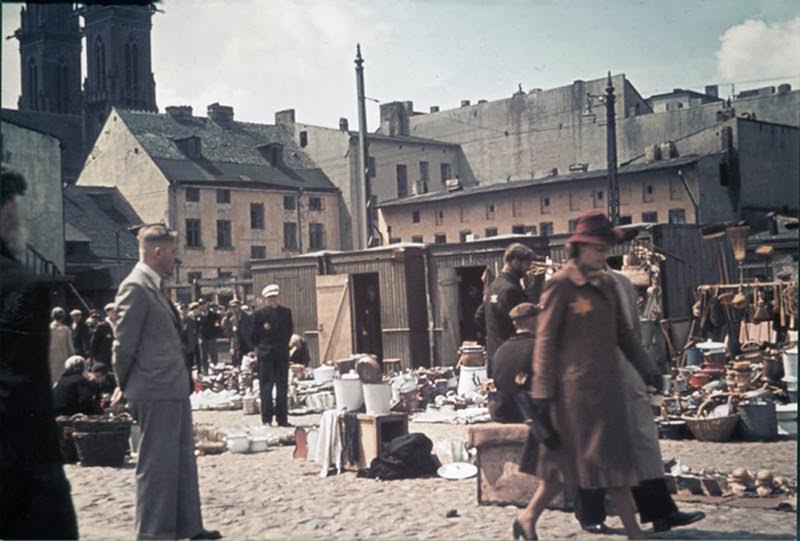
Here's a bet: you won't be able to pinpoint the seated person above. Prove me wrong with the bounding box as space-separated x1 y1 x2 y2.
289 334 310 366
52 356 102 417
488 302 540 423
87 362 116 408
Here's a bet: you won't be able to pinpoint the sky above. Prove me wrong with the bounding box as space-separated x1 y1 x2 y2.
2 0 799 129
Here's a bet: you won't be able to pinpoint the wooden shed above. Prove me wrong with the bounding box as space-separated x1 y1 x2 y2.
427 235 549 365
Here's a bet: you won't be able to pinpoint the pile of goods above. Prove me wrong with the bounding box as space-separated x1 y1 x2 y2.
665 462 796 501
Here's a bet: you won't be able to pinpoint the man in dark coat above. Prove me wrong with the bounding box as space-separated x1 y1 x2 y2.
489 302 540 423
251 284 294 426
222 299 252 366
70 308 91 357
484 243 533 378
89 302 116 366
197 299 220 373
357 284 382 359
182 301 202 376
0 167 78 539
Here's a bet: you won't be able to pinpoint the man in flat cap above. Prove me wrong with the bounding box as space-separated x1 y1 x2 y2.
488 302 541 423
0 166 78 539
251 284 294 426
222 298 252 367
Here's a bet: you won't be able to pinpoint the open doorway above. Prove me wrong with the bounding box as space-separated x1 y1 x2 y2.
457 266 486 344
352 273 383 361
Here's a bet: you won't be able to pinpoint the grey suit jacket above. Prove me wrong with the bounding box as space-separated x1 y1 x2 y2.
112 265 189 401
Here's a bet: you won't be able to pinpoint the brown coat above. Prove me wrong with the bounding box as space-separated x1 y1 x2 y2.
530 261 652 489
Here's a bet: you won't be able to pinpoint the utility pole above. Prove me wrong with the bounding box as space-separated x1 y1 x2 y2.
605 71 620 225
354 44 372 249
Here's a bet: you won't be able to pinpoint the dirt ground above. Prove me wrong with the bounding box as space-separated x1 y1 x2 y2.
66 409 797 540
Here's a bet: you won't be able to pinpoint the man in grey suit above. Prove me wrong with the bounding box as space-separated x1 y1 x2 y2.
112 224 221 540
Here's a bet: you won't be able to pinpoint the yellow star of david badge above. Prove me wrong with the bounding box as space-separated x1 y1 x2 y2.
570 295 593 316
490 294 499 304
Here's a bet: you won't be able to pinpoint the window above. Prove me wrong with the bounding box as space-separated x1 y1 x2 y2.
512 224 525 234
186 187 199 202
419 161 429 184
396 164 408 197
368 157 376 177
250 203 264 229
669 208 687 224
434 233 447 244
284 195 296 210
485 227 498 238
389 237 402 244
440 163 452 184
568 219 579 233
669 178 683 200
412 210 420 223
541 196 551 214
283 222 298 250
187 271 202 283
258 144 283 166
216 220 232 248
218 270 233 279
619 215 633 225
216 189 230 204
642 184 655 203
459 230 472 242
250 245 266 259
435 210 444 225
524 225 537 236
308 197 323 211
593 190 604 208
185 219 201 248
642 211 658 223
512 198 523 217
411 235 424 243
540 222 553 236
309 223 326 250
299 131 308 148
485 202 495 220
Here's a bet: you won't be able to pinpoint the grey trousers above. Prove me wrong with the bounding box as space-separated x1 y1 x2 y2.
129 398 203 540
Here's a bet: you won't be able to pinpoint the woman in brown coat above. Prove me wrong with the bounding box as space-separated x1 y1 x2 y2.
514 211 658 540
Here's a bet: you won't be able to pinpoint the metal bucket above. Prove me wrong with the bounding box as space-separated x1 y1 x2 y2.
457 365 487 396
736 401 778 441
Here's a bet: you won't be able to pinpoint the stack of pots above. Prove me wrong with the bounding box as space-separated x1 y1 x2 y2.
782 346 797 402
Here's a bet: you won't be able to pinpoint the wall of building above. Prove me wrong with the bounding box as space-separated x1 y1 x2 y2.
175 185 339 280
737 120 799 211
76 110 171 225
378 164 699 243
368 138 461 201
1 121 65 271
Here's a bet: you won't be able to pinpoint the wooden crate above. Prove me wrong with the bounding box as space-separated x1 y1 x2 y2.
354 413 408 470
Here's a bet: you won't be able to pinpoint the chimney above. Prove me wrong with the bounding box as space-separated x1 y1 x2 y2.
207 103 234 123
275 109 295 127
705 85 719 99
402 101 414 115
379 101 409 136
339 117 349 132
165 105 193 121
778 83 792 94
429 105 440 113
478 99 487 104
460 100 471 107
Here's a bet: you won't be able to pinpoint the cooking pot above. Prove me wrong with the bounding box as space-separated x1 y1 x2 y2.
696 339 725 356
313 365 335 384
689 371 713 389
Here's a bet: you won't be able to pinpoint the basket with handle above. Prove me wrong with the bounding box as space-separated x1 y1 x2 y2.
682 414 740 442
72 428 131 467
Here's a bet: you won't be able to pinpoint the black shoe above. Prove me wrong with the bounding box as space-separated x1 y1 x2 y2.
277 421 292 427
191 529 222 540
512 519 537 540
653 510 706 533
581 523 610 535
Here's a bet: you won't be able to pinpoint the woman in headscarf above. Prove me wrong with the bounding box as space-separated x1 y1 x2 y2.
514 211 660 540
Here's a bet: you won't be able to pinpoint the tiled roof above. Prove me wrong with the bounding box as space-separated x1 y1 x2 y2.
63 185 142 263
378 155 702 208
116 109 337 192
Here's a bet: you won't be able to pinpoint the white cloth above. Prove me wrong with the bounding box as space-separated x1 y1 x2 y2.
135 261 162 290
313 409 343 477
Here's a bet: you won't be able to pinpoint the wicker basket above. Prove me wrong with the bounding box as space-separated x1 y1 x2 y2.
73 429 131 467
683 414 740 442
71 414 132 434
56 416 79 464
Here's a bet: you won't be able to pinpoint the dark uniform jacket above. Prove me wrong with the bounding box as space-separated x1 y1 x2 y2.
489 331 535 423
199 309 221 340
71 320 91 357
52 367 102 417
89 320 114 365
251 305 293 362
484 271 528 377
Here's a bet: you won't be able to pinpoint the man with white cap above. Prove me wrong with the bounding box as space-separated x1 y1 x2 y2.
251 284 293 426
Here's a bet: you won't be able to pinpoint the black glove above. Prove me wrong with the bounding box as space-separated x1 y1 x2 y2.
644 372 664 392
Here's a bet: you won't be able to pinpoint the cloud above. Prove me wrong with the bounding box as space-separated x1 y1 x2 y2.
716 17 800 83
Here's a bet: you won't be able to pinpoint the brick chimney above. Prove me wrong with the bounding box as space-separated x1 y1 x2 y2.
207 103 234 123
339 117 349 132
460 100 471 107
379 101 409 136
165 105 193 121
705 85 719 99
275 109 295 127
429 105 439 113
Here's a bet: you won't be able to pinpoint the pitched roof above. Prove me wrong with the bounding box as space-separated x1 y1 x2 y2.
116 109 338 192
62 185 142 264
378 155 702 208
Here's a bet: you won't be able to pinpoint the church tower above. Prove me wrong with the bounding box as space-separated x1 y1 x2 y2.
15 4 82 114
83 4 158 143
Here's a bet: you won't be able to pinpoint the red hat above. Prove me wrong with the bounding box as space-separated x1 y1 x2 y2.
568 210 628 246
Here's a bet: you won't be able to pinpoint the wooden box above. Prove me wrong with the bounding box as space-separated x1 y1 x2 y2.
354 413 409 470
468 423 573 510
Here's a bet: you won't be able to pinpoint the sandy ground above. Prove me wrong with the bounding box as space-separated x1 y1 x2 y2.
65 409 797 541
